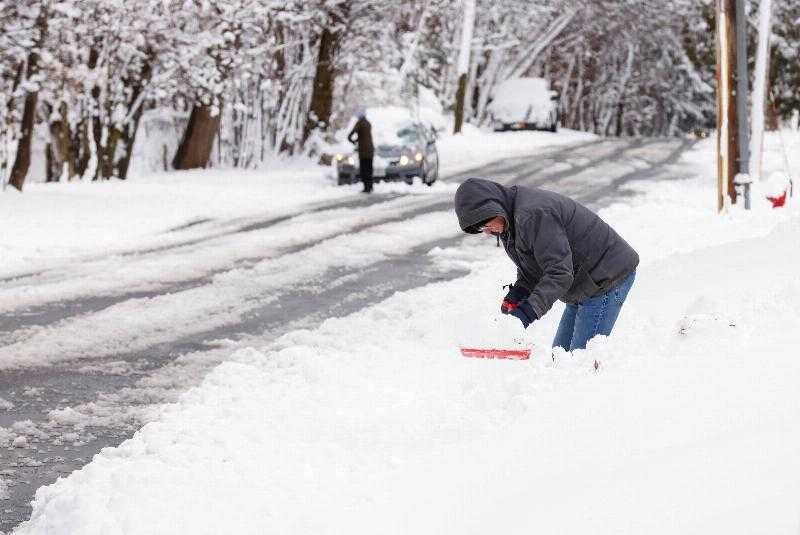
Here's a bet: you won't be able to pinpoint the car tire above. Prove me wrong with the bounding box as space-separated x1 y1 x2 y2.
549 111 559 133
423 160 438 186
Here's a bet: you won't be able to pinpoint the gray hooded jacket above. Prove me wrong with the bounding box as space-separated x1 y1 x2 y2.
454 178 639 319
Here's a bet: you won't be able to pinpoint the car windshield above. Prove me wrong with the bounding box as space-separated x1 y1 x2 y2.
396 126 422 146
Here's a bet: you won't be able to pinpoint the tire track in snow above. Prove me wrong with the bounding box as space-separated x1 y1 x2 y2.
0 195 453 333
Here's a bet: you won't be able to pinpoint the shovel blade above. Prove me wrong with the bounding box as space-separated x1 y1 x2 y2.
460 347 530 360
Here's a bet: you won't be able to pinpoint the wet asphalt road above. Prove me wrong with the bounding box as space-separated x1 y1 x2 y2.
0 137 696 532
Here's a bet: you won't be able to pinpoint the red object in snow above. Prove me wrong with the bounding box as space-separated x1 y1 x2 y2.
767 189 787 208
460 347 531 360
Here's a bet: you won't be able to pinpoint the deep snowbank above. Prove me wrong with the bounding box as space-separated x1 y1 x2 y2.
13 145 800 534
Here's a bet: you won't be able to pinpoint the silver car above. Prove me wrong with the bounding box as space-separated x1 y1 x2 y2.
336 121 440 186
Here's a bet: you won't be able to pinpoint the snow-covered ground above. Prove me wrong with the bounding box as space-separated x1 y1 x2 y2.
0 128 593 278
10 130 800 534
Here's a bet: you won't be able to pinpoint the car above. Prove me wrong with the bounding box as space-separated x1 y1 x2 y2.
487 77 559 132
334 111 440 187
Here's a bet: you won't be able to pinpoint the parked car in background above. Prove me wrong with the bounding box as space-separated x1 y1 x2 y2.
334 107 440 186
487 77 559 132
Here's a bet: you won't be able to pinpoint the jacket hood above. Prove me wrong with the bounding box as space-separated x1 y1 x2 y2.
454 178 514 233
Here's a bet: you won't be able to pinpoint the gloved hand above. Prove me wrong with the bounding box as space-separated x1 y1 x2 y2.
500 283 530 314
508 301 536 328
500 284 536 328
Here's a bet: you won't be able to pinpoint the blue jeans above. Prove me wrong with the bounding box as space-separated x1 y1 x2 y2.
552 271 636 351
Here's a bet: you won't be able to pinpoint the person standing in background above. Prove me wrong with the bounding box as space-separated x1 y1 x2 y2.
348 109 375 193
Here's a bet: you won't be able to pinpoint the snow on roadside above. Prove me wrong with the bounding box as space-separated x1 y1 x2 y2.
602 136 798 264
14 142 800 534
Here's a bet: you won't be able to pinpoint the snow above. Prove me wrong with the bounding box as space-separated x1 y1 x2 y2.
456 0 476 75
13 136 800 534
337 106 435 148
0 125 586 280
436 127 594 176
0 125 595 375
749 0 773 181
486 77 556 125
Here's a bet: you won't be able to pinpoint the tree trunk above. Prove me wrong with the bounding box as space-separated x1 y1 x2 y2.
302 26 339 145
96 127 120 179
49 103 76 180
453 73 468 134
74 120 92 177
748 0 772 181
9 7 47 191
115 109 144 180
45 142 55 182
271 22 287 151
765 79 780 131
114 57 151 179
88 46 104 180
615 101 625 137
8 89 38 191
173 103 221 170
453 0 475 134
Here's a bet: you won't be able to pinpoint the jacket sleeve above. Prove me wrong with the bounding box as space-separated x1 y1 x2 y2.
347 124 357 143
514 268 532 291
522 211 574 319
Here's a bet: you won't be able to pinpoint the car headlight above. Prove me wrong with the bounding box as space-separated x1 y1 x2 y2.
335 153 344 162
347 156 355 166
414 152 423 162
399 155 409 166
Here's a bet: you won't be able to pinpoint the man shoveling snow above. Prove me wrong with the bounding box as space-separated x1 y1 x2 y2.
454 178 639 352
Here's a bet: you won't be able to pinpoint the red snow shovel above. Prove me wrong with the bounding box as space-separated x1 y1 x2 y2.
460 347 530 360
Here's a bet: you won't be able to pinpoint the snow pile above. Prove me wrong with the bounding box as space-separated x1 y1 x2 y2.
14 151 800 534
761 171 793 198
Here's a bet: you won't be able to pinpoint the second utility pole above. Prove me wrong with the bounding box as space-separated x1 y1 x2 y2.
735 0 751 209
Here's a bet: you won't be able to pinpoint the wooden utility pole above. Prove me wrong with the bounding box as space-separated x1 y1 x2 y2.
735 0 751 209
735 0 749 176
715 0 739 211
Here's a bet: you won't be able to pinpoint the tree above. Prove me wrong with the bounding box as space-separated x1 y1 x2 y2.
749 0 772 181
6 1 47 191
452 0 475 134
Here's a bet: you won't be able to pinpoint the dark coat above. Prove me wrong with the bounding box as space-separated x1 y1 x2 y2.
347 117 374 159
454 178 639 319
